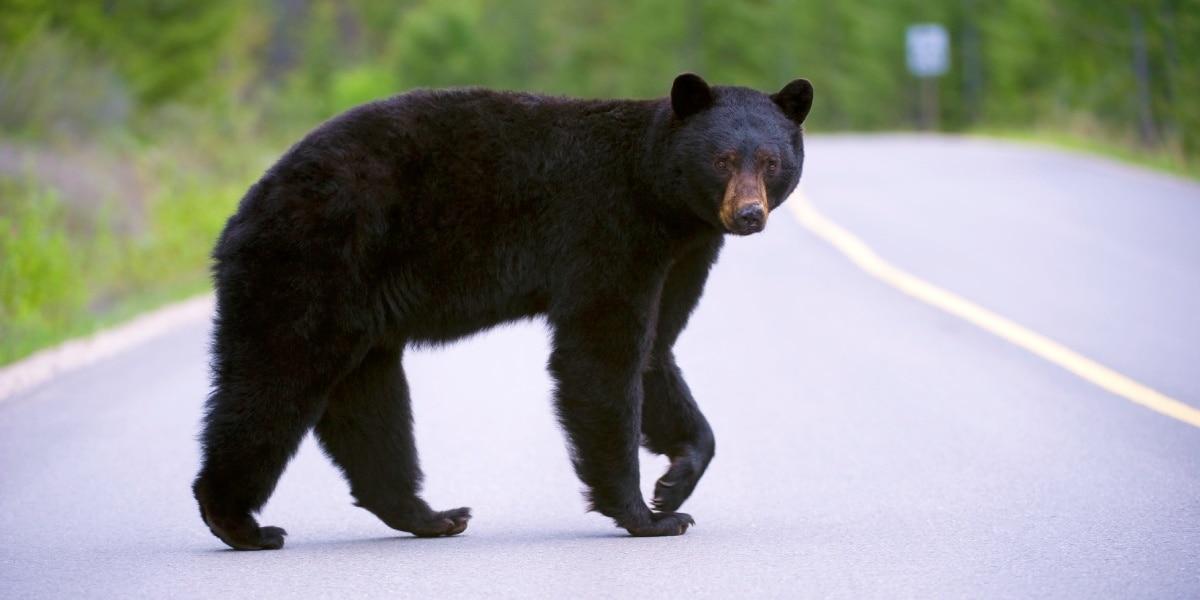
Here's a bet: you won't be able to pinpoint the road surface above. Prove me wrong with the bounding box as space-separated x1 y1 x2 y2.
2 135 1198 598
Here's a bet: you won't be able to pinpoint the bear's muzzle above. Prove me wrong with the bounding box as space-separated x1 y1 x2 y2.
720 172 769 235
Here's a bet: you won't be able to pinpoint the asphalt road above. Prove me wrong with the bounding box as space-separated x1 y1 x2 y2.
2 135 1198 598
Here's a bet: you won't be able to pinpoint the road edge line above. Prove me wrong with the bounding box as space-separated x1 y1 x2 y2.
0 294 214 403
787 190 1200 429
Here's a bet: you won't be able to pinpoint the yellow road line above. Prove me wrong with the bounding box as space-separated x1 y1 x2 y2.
787 191 1200 429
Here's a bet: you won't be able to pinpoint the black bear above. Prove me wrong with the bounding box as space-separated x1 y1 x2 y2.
193 73 813 550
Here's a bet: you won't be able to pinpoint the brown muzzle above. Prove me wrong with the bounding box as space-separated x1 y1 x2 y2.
719 172 769 235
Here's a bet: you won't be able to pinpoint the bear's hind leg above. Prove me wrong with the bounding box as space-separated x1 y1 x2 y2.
314 346 471 538
193 378 330 550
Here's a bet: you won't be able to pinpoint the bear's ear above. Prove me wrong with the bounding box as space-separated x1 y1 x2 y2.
671 73 714 119
771 78 814 124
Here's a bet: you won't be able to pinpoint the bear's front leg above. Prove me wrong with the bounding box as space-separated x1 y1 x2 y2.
643 352 715 513
548 299 694 537
642 236 721 512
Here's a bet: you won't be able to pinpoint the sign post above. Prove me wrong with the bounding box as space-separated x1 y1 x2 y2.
905 24 949 130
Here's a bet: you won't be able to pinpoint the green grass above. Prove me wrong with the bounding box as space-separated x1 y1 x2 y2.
1 180 84 362
1 277 212 365
0 161 252 365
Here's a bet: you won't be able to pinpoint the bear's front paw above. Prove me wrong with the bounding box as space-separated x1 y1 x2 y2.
624 511 694 537
651 447 707 512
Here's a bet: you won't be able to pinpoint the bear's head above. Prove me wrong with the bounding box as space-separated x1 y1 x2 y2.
664 73 813 236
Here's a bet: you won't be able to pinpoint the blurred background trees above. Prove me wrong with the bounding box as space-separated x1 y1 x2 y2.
3 0 1196 151
1 0 1197 363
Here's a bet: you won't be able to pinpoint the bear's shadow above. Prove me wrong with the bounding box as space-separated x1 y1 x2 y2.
196 528 635 555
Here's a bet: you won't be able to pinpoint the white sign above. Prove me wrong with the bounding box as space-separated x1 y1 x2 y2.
906 24 949 78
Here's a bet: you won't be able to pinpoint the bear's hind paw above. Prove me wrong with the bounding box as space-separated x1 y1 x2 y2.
203 512 288 551
624 511 694 537
391 506 472 538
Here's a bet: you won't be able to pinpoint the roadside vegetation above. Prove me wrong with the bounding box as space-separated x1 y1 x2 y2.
1 0 1197 365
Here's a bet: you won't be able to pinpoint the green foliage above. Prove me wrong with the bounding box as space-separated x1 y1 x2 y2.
330 65 400 113
48 1 238 106
130 177 244 290
0 128 260 363
0 178 85 361
390 0 496 88
5 0 1198 147
0 30 130 139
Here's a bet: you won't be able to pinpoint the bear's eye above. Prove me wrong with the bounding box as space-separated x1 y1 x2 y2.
714 158 727 171
766 159 779 173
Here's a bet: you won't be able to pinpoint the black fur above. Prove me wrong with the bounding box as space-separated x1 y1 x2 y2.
193 74 812 549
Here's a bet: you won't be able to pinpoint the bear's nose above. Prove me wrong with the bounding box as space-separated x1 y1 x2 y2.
733 204 765 234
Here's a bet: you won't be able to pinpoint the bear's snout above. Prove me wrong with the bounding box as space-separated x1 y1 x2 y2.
720 170 770 236
721 196 769 236
733 203 765 235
